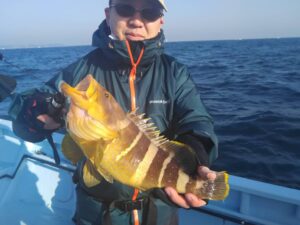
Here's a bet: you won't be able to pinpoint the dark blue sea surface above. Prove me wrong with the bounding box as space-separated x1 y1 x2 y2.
1 38 300 189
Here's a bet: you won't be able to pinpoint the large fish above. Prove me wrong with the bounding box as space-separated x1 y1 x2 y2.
60 75 229 200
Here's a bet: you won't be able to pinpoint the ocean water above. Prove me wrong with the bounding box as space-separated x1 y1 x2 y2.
1 38 300 189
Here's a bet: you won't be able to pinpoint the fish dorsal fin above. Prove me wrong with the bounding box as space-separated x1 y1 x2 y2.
127 112 169 146
61 134 85 164
127 112 196 162
127 112 197 172
83 160 103 187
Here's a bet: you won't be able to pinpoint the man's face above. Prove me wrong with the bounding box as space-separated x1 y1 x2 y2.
105 0 164 41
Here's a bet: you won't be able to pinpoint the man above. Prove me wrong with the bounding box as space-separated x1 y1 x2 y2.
9 0 218 224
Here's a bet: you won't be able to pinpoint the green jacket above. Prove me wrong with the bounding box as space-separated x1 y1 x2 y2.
9 20 218 225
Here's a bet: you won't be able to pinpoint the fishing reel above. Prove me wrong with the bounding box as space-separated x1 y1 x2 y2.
46 92 66 125
12 92 66 143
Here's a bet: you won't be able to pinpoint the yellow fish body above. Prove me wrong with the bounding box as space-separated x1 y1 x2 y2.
60 75 229 200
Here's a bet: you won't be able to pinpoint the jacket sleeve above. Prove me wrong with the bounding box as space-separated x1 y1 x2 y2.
172 64 218 166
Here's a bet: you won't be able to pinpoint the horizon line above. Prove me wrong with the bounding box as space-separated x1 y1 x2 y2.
1 36 299 50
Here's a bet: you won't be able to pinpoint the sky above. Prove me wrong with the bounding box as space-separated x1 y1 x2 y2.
0 0 300 48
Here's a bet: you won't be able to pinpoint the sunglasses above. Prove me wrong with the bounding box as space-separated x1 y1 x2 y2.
110 4 163 22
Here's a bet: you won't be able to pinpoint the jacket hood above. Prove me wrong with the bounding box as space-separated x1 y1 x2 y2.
92 20 165 68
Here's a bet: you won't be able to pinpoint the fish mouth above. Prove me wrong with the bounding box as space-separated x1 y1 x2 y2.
60 75 98 111
60 75 118 141
60 82 79 98
60 75 94 99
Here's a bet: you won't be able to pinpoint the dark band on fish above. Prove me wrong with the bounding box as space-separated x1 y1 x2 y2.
121 122 140 143
125 133 151 169
143 146 170 187
161 157 180 187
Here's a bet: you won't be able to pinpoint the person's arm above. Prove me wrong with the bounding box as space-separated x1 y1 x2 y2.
165 64 218 208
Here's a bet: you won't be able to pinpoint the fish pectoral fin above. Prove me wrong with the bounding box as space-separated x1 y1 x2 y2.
97 165 114 183
83 160 103 187
62 133 85 164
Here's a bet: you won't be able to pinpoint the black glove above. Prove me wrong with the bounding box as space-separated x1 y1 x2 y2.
13 91 65 143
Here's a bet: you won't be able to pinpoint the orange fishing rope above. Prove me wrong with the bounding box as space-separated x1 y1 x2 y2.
126 40 145 112
125 39 145 225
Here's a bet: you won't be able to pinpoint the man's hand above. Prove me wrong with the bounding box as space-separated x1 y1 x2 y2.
164 166 216 208
37 114 62 130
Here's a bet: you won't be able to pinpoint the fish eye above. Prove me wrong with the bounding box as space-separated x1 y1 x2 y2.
104 92 109 98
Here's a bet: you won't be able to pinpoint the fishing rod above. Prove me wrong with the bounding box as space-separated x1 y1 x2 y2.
0 74 65 165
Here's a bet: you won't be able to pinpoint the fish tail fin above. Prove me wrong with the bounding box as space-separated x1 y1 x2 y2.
195 172 230 200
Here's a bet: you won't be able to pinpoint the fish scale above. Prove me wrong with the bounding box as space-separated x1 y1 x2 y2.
60 74 230 200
